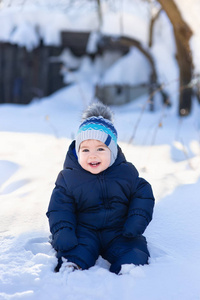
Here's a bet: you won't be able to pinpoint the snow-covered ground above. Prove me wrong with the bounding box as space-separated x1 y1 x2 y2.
1 1 200 299
0 82 200 299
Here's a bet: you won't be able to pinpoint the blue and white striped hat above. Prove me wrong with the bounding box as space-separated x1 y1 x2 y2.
75 104 118 166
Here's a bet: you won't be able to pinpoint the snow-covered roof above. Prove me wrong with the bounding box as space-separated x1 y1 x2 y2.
101 47 152 85
0 1 149 51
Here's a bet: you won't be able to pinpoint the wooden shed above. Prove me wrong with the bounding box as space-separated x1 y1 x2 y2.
0 31 164 107
0 31 91 104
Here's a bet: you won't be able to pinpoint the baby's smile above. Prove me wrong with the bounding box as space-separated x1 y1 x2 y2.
89 161 101 166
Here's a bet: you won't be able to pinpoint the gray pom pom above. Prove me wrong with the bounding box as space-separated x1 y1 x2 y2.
82 102 114 122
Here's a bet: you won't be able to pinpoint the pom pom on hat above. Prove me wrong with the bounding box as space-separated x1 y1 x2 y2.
76 103 118 166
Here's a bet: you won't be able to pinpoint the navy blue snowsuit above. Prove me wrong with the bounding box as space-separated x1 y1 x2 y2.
47 141 155 274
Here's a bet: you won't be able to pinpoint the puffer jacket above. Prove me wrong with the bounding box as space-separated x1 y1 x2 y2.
47 141 155 250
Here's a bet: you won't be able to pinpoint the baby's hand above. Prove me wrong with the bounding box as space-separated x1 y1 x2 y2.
52 227 78 251
123 215 148 238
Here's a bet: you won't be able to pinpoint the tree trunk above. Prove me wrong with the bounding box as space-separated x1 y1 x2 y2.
157 0 193 116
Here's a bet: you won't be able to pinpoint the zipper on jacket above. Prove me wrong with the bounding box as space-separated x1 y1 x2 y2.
98 173 110 209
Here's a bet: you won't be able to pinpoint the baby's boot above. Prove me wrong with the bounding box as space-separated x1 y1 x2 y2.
54 257 81 273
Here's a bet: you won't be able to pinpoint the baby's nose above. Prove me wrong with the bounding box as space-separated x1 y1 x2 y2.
89 151 97 157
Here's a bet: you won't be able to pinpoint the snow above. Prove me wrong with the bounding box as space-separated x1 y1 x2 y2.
1 82 200 299
101 48 152 85
1 1 200 299
10 21 39 51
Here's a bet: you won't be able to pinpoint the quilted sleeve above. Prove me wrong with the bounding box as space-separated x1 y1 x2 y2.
123 174 155 238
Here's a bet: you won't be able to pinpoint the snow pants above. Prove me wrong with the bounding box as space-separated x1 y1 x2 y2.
56 226 149 274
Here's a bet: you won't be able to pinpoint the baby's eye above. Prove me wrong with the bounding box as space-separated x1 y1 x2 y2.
98 147 105 151
82 149 89 152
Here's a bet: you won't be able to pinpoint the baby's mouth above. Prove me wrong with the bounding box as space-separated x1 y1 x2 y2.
89 162 100 167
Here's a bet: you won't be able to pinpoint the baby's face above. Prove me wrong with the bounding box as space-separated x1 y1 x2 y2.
79 139 111 174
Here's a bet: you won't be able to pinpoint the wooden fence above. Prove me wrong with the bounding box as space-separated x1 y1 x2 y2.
0 42 66 104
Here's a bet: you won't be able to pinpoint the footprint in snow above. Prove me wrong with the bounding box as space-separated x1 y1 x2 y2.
1 179 30 195
24 237 52 255
0 160 19 187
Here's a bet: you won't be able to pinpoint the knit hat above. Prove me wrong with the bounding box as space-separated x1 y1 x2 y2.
75 103 118 166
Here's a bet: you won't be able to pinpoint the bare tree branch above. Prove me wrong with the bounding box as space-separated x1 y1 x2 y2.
148 7 162 48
